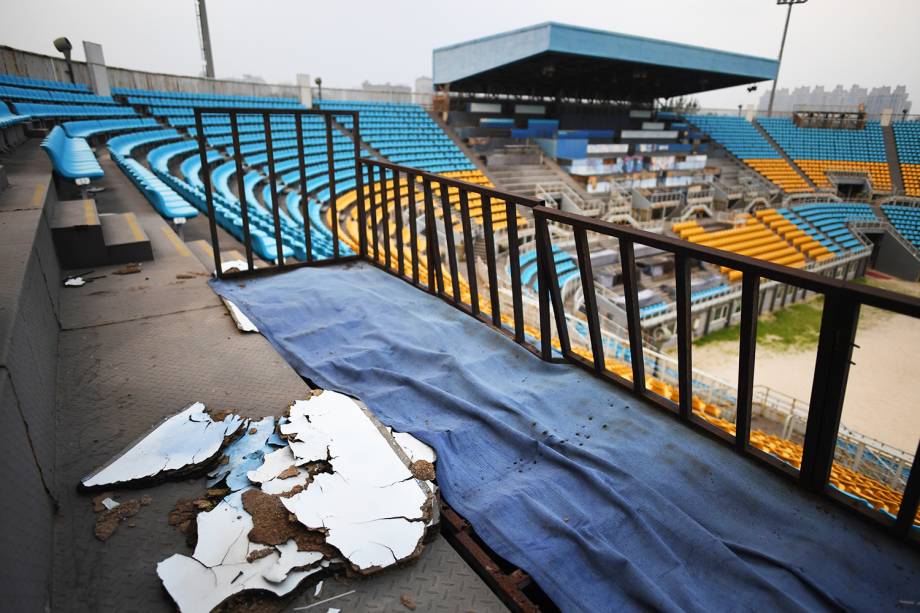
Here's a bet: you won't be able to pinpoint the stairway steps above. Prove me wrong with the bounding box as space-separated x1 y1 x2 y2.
50 198 109 268
99 212 153 264
882 125 905 194
752 120 817 189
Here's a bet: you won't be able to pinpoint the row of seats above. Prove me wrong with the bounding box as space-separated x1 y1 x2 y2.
893 122 920 196
685 115 812 192
0 100 29 129
62 118 160 139
126 96 302 109
881 204 920 250
758 118 892 192
40 125 104 180
0 84 117 105
0 73 90 92
11 101 137 119
113 87 298 104
783 203 876 252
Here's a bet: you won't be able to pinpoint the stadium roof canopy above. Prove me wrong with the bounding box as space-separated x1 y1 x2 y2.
432 22 778 100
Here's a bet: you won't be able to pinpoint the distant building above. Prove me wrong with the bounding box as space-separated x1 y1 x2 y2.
414 76 433 93
758 85 912 116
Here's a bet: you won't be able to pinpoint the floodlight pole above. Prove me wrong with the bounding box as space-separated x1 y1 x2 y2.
767 0 807 117
197 0 215 78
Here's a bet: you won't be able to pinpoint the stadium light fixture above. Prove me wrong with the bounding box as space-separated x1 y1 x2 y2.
767 0 808 117
315 77 323 101
53 37 75 84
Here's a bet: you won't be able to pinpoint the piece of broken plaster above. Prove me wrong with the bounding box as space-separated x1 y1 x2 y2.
81 403 244 489
281 391 432 571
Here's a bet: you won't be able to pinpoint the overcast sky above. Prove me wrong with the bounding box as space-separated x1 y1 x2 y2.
4 0 919 108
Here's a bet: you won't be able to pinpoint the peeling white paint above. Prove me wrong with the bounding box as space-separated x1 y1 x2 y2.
101 497 120 510
82 403 244 489
262 540 323 584
221 297 258 333
392 431 437 464
281 392 430 571
208 417 279 491
64 276 86 287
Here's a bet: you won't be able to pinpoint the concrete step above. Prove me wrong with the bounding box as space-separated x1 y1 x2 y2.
50 198 109 268
0 165 8 193
188 238 248 272
752 119 817 189
883 125 905 194
100 212 153 264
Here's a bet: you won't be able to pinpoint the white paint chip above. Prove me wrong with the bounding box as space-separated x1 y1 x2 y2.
392 431 436 464
221 297 258 333
82 403 244 489
314 581 323 597
64 276 86 287
281 392 431 571
101 497 120 510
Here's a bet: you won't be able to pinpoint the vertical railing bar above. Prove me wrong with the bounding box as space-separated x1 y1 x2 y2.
352 112 367 258
674 254 693 420
574 227 605 373
481 194 501 327
437 181 461 303
458 190 479 316
542 220 570 356
800 291 860 491
619 239 646 393
262 112 284 265
380 166 392 270
323 113 340 259
506 199 524 343
534 213 553 359
422 176 443 294
295 112 312 262
736 272 760 451
895 440 920 535
229 111 254 272
407 173 420 285
393 168 405 277
195 109 222 277
367 162 379 263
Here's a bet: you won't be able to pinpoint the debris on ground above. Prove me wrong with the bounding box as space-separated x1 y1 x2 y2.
222 298 259 333
63 275 86 287
81 403 245 489
94 497 141 542
85 392 438 612
400 593 417 610
114 263 142 275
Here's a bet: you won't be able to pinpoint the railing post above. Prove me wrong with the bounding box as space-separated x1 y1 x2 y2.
480 194 501 327
323 113 339 259
618 239 645 393
229 111 255 270
574 227 604 373
295 112 312 262
800 290 860 491
534 212 554 359
895 440 920 535
194 108 222 277
262 112 285 265
505 200 524 343
352 112 367 258
422 176 443 295
736 272 760 451
674 254 693 419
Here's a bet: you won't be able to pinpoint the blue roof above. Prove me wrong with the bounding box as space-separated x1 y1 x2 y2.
433 22 778 93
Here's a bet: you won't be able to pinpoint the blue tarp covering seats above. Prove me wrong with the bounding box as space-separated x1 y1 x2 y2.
40 125 103 179
212 262 920 612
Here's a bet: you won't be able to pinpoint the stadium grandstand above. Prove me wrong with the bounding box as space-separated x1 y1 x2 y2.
1 7 919 613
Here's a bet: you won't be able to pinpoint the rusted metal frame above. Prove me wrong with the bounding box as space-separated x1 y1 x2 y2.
735 272 760 452
534 215 554 359
533 211 570 358
350 111 368 258
800 290 861 492
458 190 479 317
194 109 223 277
366 161 379 263
895 441 920 535
295 113 312 262
480 195 502 328
229 111 255 271
380 165 392 271
505 200 525 343
422 176 443 295
323 114 340 259
261 112 285 265
392 167 405 278
573 227 604 373
437 181 462 304
407 172 420 285
618 238 646 394
674 254 693 420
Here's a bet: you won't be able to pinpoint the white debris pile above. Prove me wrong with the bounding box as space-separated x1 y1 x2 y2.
80 391 438 613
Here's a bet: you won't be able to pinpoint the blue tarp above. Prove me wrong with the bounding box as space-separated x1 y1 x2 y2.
212 263 920 612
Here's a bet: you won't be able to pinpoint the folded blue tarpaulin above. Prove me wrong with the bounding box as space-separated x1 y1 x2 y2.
212 263 920 612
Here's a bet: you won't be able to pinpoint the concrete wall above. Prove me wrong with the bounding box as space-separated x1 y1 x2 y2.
0 45 432 106
0 178 61 611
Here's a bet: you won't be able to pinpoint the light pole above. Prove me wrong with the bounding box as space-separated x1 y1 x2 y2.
767 0 808 117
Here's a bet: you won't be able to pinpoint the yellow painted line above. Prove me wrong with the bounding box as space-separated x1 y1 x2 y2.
124 212 145 242
83 199 97 226
31 184 46 207
161 226 191 257
200 241 214 257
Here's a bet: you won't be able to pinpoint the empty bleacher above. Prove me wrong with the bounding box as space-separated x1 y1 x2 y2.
881 204 920 249
758 118 892 192
893 121 920 196
685 115 812 192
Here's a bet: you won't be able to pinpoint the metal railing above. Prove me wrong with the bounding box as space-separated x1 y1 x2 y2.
195 107 920 542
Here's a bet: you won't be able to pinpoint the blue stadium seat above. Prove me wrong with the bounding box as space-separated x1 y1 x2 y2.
40 125 104 180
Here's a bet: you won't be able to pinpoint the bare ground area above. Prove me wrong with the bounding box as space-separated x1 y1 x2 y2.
691 276 920 453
